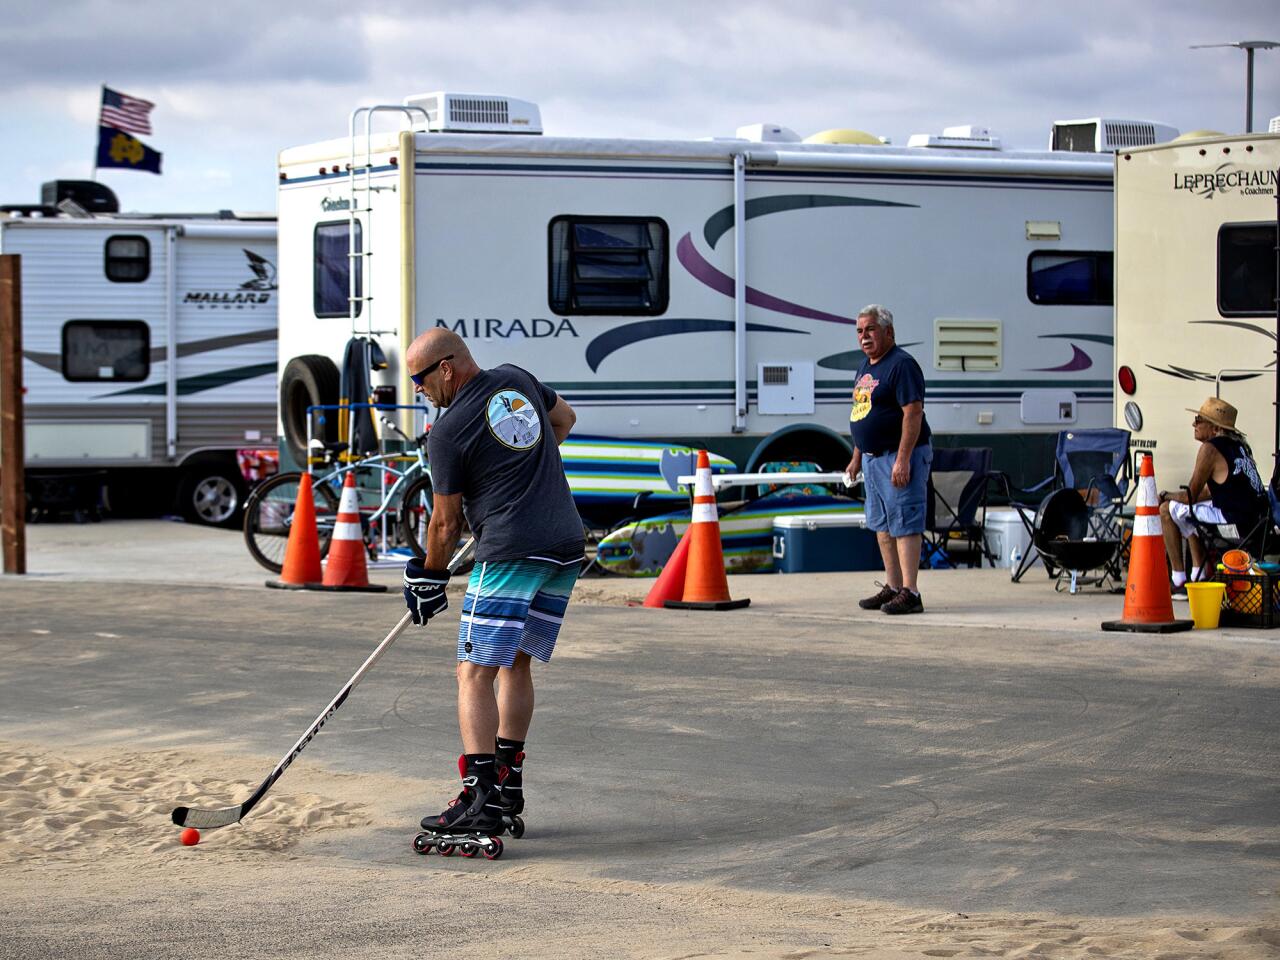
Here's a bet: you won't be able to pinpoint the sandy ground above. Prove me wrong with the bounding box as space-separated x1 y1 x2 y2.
1 520 1278 958
3 739 1277 960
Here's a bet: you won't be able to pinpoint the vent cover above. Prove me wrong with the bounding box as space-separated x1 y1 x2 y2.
402 91 543 135
935 319 1002 372
762 365 790 385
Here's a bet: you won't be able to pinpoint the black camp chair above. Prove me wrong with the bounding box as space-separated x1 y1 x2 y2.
1029 488 1124 593
1002 428 1132 583
1180 486 1275 575
923 447 997 568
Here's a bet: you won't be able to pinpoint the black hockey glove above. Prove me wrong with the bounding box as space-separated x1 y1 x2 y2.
403 558 450 625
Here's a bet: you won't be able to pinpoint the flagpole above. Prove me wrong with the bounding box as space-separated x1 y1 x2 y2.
91 84 104 182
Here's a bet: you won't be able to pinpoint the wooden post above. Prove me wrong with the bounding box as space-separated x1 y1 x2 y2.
1 254 25 574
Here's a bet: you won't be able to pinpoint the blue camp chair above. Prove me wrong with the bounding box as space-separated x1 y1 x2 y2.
1000 428 1132 584
922 447 997 568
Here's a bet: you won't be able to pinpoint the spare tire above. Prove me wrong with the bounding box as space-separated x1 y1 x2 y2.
280 355 340 467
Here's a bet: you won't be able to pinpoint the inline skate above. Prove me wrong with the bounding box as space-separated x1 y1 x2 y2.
495 749 526 839
412 755 506 860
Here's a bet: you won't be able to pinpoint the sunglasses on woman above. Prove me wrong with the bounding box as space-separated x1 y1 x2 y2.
410 354 453 386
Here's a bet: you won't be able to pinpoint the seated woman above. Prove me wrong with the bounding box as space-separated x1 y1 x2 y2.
1157 397 1268 595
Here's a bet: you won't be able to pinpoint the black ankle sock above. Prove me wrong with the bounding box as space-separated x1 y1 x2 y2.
495 738 525 765
465 753 497 786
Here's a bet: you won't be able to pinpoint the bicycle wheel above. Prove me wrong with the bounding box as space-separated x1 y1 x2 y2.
243 471 340 574
398 473 434 560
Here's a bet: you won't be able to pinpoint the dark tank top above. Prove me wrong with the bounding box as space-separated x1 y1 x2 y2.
1206 436 1266 529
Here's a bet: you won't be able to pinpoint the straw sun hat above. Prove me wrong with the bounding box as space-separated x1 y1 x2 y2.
1185 397 1242 434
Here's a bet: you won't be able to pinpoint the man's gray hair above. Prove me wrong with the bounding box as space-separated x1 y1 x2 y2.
858 304 894 329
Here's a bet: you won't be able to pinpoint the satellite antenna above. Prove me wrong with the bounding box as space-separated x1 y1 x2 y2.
1189 40 1279 132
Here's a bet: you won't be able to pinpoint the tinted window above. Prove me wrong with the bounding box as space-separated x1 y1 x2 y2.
549 216 668 315
1027 251 1113 305
62 321 150 382
314 220 362 318
105 235 150 283
1219 223 1278 317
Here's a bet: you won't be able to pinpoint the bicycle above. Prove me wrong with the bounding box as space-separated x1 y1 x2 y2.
243 416 436 574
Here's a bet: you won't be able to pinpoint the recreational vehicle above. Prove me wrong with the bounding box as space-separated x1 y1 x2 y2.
1113 131 1280 487
1 181 278 525
276 96 1166 484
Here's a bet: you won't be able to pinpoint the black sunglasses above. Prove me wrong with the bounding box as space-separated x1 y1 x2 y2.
410 354 453 386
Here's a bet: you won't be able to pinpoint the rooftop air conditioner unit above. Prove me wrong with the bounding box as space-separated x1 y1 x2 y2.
402 92 542 135
1050 118 1179 152
735 122 802 143
1269 116 1280 133
907 125 1001 150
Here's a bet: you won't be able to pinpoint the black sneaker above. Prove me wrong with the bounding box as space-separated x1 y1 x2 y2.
882 588 924 615
1170 582 1188 600
859 583 899 610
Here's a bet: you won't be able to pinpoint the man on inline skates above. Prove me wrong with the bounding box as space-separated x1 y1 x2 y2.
402 329 584 856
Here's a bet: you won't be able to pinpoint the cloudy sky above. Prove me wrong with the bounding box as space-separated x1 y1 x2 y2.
7 0 1278 213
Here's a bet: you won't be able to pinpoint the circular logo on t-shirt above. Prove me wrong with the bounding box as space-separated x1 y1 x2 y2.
486 389 542 450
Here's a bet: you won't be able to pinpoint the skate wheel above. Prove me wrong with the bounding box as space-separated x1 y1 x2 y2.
483 837 504 860
459 842 478 858
437 841 455 856
412 833 434 855
506 816 525 840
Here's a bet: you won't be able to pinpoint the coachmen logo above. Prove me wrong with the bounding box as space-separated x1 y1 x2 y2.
183 249 277 309
321 197 351 211
1174 163 1278 199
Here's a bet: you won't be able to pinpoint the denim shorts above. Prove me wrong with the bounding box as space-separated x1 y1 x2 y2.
863 444 932 537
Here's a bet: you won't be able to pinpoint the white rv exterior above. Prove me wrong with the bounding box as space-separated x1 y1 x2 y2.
1113 132 1280 487
276 98 1123 478
1 210 278 524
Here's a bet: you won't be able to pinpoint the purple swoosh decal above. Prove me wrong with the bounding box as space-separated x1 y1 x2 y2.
676 234 856 326
1031 344 1092 372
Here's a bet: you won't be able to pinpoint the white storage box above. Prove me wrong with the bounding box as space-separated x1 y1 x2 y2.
984 508 1038 570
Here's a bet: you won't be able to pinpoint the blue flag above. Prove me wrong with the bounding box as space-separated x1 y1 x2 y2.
96 125 162 174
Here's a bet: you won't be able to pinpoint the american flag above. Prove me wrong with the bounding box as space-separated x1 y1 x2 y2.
99 86 154 136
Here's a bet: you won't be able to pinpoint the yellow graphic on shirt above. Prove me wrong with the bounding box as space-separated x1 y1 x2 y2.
850 373 879 422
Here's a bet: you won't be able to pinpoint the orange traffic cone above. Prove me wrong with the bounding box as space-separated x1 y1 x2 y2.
644 525 693 608
1102 454 1192 633
307 472 387 593
664 450 750 611
265 472 323 590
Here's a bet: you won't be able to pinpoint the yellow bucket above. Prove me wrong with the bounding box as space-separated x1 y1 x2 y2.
1186 581 1226 629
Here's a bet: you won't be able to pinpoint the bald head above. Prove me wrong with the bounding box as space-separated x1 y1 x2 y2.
406 328 480 408
406 328 471 372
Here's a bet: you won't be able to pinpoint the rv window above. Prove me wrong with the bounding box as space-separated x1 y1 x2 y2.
1218 223 1278 317
104 235 150 283
61 320 150 382
549 217 669 315
314 220 363 318
1027 251 1112 306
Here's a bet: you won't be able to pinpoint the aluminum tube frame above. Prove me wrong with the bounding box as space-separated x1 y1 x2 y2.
733 152 747 434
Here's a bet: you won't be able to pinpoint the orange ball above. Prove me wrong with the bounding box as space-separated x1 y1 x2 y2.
180 828 201 846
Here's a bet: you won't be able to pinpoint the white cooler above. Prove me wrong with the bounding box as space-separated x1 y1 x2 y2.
983 507 1039 570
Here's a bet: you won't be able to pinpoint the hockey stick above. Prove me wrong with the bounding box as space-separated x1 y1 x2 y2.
171 536 476 831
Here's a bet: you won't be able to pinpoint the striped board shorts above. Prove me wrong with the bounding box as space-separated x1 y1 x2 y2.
457 555 582 667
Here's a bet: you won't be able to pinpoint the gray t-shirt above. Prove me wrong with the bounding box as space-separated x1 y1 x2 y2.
427 364 584 563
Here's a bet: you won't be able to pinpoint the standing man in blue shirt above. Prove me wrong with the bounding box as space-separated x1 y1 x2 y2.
844 304 932 615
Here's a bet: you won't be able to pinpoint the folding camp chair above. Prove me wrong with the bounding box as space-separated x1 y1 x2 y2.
922 447 997 568
1000 428 1132 583
1180 489 1274 576
756 460 830 498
